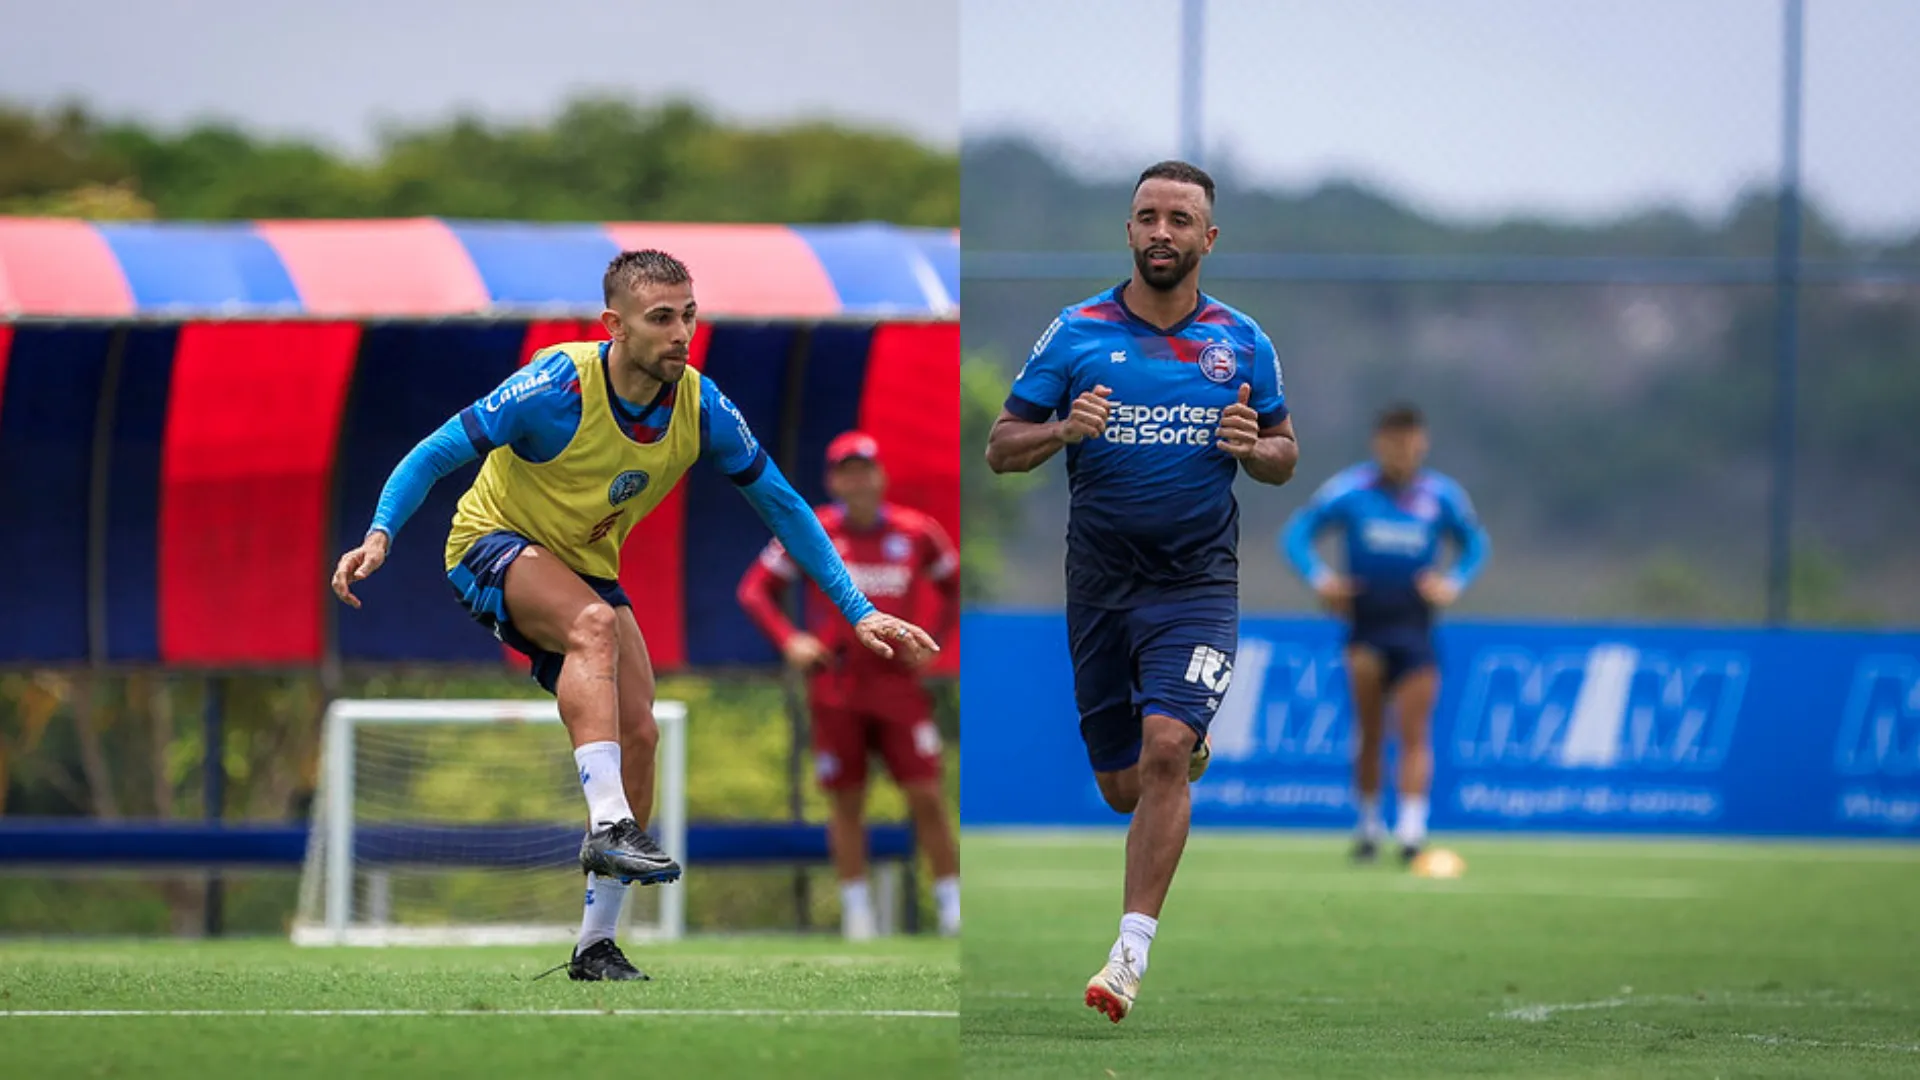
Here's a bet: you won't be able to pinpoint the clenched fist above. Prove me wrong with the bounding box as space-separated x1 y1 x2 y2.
1057 385 1113 445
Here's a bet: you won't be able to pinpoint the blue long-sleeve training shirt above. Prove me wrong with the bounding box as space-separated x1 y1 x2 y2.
367 344 876 627
1282 462 1489 628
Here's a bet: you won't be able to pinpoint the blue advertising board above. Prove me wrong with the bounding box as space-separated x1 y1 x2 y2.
961 611 1920 838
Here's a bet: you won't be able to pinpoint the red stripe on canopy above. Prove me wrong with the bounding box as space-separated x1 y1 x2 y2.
256 219 490 317
0 325 12 421
857 321 960 674
0 218 135 317
601 223 838 319
158 322 361 664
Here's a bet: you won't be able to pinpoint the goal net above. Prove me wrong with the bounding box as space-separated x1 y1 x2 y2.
292 698 687 946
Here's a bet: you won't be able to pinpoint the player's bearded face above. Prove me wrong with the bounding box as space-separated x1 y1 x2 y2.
1127 179 1216 291
612 281 698 383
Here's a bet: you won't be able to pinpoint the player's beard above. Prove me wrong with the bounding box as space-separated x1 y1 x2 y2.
639 351 690 384
1133 243 1200 291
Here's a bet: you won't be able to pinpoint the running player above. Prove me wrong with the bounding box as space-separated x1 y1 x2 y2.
1281 404 1489 866
329 250 936 982
985 161 1299 1023
736 431 962 940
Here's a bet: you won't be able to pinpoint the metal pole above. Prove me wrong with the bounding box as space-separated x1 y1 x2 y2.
202 677 226 937
1767 0 1804 625
1180 0 1205 165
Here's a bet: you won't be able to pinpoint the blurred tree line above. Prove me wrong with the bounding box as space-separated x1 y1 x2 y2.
0 97 957 225
0 97 957 934
961 136 1920 625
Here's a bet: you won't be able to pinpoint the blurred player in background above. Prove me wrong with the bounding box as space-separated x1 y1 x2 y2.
330 250 936 982
737 431 962 940
986 161 1299 1023
1282 404 1489 866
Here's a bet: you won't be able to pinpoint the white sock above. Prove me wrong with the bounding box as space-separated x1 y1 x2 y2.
576 872 627 954
1396 794 1430 847
1110 912 1157 975
841 878 873 921
933 876 961 930
1358 793 1385 839
573 741 633 827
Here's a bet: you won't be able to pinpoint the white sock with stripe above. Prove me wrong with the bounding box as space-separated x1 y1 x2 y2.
576 872 628 954
573 741 633 827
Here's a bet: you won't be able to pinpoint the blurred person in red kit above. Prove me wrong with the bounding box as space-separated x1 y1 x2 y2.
737 431 961 940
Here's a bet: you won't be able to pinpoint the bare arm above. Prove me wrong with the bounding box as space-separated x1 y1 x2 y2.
1242 415 1300 485
986 411 1068 474
986 386 1112 474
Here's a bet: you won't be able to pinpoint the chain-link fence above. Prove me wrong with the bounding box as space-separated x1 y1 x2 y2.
961 0 1920 626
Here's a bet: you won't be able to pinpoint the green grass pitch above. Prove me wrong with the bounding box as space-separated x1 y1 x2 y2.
961 831 1920 1079
0 936 956 1078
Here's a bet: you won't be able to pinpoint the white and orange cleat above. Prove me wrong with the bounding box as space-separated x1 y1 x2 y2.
1084 947 1142 1023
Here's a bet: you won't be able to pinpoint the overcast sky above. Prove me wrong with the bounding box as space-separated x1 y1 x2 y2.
963 0 1920 238
5 1 1915 237
0 0 958 150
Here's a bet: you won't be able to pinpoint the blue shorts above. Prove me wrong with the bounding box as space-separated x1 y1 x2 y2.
447 531 631 695
1066 595 1239 773
1347 623 1437 690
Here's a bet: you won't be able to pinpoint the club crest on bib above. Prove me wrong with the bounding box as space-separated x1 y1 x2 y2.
1198 343 1237 384
883 533 912 561
608 469 651 506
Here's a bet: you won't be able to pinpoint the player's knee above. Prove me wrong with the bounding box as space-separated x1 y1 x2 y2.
1137 723 1192 783
902 782 946 815
567 602 619 655
829 788 866 818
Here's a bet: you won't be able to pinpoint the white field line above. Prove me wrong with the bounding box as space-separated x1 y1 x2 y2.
0 1008 956 1020
969 869 1707 899
964 829 1920 863
1733 1032 1920 1054
1496 991 1891 1022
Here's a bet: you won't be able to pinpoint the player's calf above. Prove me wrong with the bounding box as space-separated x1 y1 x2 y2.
1094 769 1141 814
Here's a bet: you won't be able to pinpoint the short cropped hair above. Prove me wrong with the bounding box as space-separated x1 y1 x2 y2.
603 249 692 306
1375 404 1426 432
1134 160 1216 207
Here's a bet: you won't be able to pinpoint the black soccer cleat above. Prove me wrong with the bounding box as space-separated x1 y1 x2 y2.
580 818 682 885
1399 843 1423 867
568 938 650 982
1350 837 1379 864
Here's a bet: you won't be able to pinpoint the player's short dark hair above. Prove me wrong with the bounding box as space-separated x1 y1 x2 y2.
603 249 692 306
1134 160 1216 207
1375 404 1426 432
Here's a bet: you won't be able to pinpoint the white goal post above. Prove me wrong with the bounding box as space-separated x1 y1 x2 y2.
292 698 687 947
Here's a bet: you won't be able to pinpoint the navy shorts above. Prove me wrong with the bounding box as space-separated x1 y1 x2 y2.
447 530 631 695
1066 595 1239 773
1347 623 1437 690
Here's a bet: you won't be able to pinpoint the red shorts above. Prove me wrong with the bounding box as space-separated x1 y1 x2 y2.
809 701 945 791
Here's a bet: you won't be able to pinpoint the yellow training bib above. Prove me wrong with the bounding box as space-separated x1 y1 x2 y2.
444 342 701 579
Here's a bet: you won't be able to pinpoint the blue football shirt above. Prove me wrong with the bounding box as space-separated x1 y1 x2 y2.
1005 283 1288 608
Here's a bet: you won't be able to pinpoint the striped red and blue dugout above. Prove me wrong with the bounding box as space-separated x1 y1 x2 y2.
0 218 958 320
0 219 959 675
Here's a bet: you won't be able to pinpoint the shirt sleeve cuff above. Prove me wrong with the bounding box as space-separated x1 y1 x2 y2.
1003 392 1055 423
1257 404 1290 430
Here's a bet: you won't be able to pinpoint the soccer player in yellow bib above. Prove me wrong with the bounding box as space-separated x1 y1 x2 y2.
330 250 938 981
